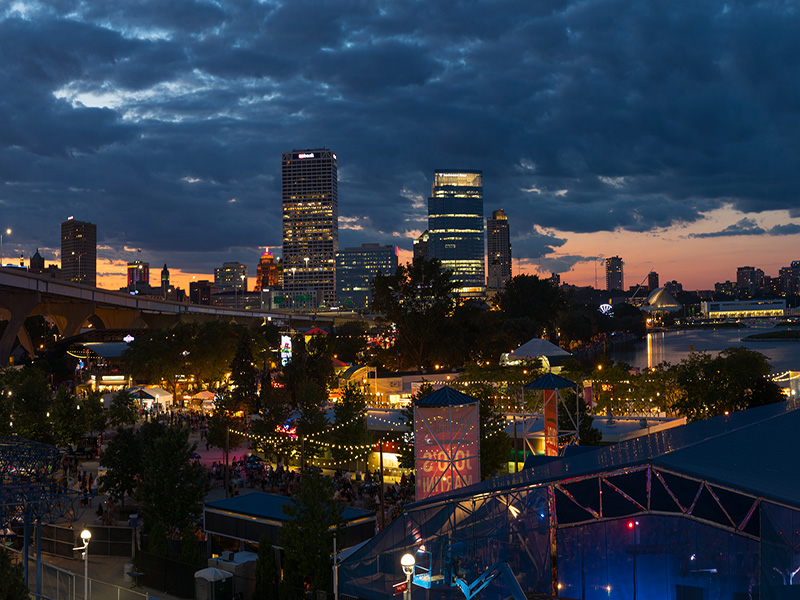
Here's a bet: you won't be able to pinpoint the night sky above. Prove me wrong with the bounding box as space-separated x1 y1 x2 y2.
2 0 800 291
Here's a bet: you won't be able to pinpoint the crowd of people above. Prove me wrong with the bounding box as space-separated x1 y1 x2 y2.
90 406 419 530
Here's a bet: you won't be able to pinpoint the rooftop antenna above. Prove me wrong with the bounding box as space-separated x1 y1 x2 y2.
594 256 605 289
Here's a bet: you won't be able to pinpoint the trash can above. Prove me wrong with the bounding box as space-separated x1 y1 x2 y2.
124 563 134 583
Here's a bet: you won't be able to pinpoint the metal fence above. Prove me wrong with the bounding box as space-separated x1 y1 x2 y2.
8 546 151 600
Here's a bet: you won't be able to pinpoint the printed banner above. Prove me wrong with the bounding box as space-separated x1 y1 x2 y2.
414 404 480 501
544 389 559 457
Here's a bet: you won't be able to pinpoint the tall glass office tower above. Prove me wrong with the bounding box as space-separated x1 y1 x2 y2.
487 209 512 294
428 170 485 297
282 149 338 307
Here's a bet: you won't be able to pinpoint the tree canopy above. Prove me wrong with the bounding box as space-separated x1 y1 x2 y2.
279 470 343 592
370 257 458 370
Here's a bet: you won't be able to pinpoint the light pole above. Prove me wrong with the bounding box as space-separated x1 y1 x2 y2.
401 553 415 600
75 528 91 600
240 274 246 308
290 267 297 307
0 228 10 266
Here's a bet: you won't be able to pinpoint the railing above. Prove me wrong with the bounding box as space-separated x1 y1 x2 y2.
7 546 151 600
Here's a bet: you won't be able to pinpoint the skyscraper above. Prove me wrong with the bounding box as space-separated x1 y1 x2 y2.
127 260 149 288
161 264 170 297
255 249 280 291
605 256 624 291
486 209 512 294
737 266 762 297
282 149 338 306
648 271 659 292
61 218 97 286
428 170 485 297
413 230 430 261
215 262 248 291
335 243 398 308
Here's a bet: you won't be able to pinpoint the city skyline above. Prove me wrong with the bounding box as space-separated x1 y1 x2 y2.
2 2 800 292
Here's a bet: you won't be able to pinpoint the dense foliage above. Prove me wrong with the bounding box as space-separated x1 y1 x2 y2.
589 347 784 422
279 470 344 592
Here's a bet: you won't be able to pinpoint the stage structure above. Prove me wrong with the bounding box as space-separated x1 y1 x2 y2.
522 373 579 457
414 387 480 502
0 436 83 596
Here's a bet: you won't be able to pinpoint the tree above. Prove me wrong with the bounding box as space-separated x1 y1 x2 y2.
188 321 241 389
99 427 139 505
589 358 640 417
229 329 258 414
107 390 138 428
370 257 458 370
459 383 511 480
282 333 335 395
123 322 241 398
251 377 294 462
82 390 107 436
279 470 343 592
498 275 567 342
135 426 210 549
333 321 369 363
206 391 246 496
294 378 330 465
671 347 783 422
51 386 83 447
557 392 602 446
253 535 279 600
8 365 52 443
0 548 28 600
0 379 12 437
331 383 367 465
397 383 434 470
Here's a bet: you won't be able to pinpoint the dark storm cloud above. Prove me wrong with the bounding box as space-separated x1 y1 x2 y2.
690 219 800 239
2 0 800 277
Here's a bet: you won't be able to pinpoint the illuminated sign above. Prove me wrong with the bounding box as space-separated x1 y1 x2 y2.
599 303 614 316
298 153 315 159
280 335 293 366
123 334 135 343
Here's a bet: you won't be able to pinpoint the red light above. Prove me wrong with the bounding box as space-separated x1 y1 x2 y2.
627 521 635 529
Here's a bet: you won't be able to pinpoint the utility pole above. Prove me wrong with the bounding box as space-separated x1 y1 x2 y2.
379 439 385 529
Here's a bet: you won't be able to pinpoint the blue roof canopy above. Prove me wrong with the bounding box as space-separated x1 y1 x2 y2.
523 372 577 390
415 386 478 407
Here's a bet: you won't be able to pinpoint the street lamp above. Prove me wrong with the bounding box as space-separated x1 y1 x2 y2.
0 228 10 266
240 274 246 308
401 553 415 600
75 528 91 600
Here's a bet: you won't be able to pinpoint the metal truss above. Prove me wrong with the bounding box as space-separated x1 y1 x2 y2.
550 464 761 540
0 436 80 527
0 436 63 483
0 483 82 527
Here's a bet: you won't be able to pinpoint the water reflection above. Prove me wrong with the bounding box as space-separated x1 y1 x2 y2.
611 325 800 373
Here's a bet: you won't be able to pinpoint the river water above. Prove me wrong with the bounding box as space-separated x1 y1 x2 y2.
608 324 800 374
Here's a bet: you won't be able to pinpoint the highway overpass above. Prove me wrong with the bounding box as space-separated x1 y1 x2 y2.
0 267 359 365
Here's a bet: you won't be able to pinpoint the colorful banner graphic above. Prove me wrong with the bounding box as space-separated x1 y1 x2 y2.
414 403 480 501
